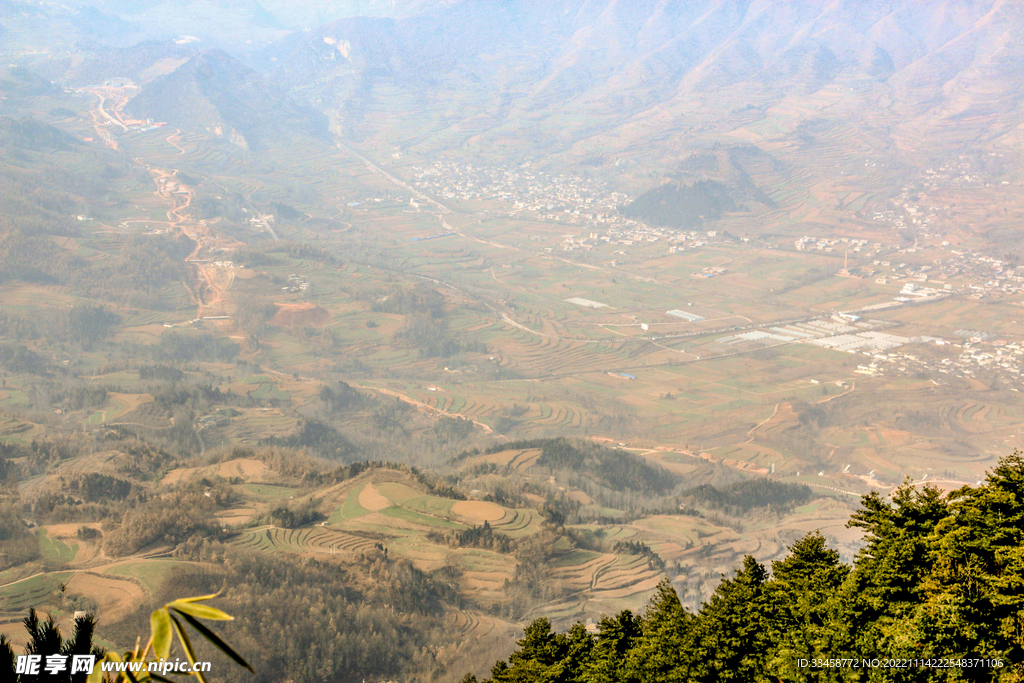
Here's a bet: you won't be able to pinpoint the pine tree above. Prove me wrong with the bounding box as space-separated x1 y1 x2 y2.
623 579 692 683
1 609 104 683
475 453 1024 683
491 618 568 683
579 610 639 683
684 556 769 682
913 453 1024 664
765 532 849 679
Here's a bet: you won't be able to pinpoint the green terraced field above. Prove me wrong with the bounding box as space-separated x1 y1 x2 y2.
374 482 422 504
39 530 77 565
241 484 300 500
103 560 188 593
335 484 372 521
0 572 73 612
490 509 538 536
402 495 456 517
232 526 377 556
248 383 291 401
378 506 465 529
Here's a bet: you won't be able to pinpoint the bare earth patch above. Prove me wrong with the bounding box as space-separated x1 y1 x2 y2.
217 459 267 480
65 572 145 623
43 523 89 538
269 302 330 327
107 392 154 417
358 483 392 511
452 500 506 523
162 458 268 486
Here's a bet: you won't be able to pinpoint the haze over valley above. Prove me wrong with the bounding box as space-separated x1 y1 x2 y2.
1 2 1024 681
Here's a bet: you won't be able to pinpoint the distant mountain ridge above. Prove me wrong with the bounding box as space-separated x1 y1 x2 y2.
0 65 59 98
258 0 1024 170
125 49 329 150
0 116 77 150
38 40 198 87
0 65 62 117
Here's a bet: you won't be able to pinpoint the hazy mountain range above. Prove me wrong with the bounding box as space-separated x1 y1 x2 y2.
252 0 1024 166
9 0 1015 178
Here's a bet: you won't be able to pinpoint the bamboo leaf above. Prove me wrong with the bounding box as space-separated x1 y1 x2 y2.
167 601 232 621
173 593 221 604
119 652 141 683
150 609 173 659
87 652 120 683
169 615 209 683
172 610 254 673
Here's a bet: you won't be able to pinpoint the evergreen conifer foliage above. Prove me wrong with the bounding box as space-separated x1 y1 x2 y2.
0 610 104 683
474 453 1024 682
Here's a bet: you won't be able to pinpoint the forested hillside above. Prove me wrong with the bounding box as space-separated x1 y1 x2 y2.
472 454 1024 682
621 181 737 230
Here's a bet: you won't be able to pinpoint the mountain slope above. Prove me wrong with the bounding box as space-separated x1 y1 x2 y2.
261 0 1024 170
37 40 199 87
125 49 328 150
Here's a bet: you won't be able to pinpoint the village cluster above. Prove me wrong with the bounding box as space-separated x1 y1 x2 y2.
793 233 1020 300
411 160 750 251
852 335 1024 388
410 160 650 228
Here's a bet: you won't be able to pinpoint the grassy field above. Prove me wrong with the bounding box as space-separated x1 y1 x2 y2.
38 530 78 565
103 560 189 594
0 572 74 613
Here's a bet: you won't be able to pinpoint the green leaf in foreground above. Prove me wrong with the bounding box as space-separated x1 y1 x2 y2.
170 609 254 673
166 601 233 622
150 609 173 660
169 614 209 683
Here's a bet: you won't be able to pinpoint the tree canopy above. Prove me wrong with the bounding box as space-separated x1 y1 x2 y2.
471 453 1024 682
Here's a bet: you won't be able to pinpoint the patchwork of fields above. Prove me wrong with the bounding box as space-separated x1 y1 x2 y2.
2 39 1023 672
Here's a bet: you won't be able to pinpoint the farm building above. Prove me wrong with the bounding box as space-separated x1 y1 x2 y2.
667 309 704 321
